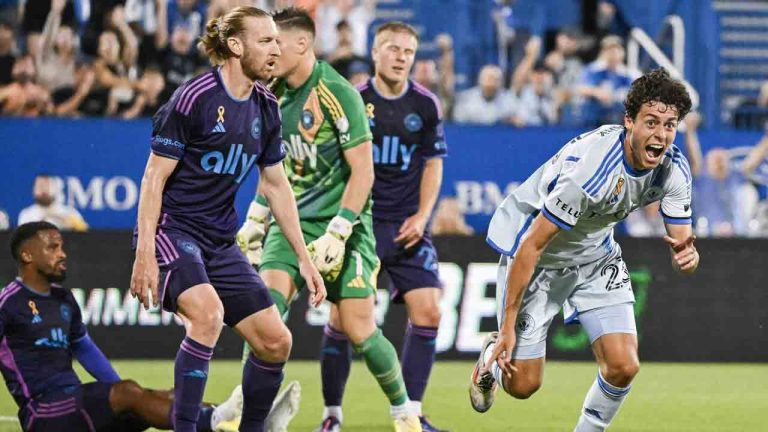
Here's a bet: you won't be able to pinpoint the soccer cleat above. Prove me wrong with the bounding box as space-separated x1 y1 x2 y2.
266 380 301 432
314 415 342 432
419 415 449 432
469 331 499 413
212 385 243 431
393 413 423 432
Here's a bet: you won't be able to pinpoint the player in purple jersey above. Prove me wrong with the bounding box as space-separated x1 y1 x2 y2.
318 22 448 432
130 7 325 432
2 222 243 431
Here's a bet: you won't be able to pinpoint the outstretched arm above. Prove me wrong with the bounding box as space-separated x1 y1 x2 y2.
485 214 560 376
72 335 121 383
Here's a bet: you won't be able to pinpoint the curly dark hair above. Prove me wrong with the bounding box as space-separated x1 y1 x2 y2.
624 68 692 121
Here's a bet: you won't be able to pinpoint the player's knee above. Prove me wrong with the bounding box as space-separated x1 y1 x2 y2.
262 327 292 361
111 379 145 411
604 359 640 387
505 377 541 400
190 304 224 340
420 304 442 327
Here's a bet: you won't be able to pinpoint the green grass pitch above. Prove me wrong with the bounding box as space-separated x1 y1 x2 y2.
0 360 766 431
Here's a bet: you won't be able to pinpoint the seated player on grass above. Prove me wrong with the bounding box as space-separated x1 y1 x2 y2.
1 222 242 432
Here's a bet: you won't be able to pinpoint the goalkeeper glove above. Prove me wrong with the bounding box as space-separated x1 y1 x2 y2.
307 214 354 281
236 199 270 267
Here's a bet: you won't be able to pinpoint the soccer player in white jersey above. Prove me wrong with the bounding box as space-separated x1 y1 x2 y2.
470 68 698 431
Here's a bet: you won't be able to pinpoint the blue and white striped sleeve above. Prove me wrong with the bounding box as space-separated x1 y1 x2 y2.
660 155 693 225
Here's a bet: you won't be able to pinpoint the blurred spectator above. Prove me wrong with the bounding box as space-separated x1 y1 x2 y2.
166 0 205 41
328 19 371 81
90 12 141 116
21 0 76 62
18 175 88 231
577 35 639 127
37 0 95 116
742 130 768 236
317 0 374 58
0 19 15 85
80 0 125 58
158 22 206 101
432 197 474 236
125 0 161 69
685 112 755 237
513 61 558 126
0 55 51 116
121 65 165 119
543 28 583 110
454 64 518 125
509 37 559 126
625 201 665 237
492 0 545 79
411 33 455 120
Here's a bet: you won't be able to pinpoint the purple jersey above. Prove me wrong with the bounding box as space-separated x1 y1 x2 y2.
0 280 86 407
151 68 286 243
357 79 447 222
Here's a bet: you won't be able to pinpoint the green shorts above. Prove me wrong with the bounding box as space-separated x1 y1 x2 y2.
260 214 379 303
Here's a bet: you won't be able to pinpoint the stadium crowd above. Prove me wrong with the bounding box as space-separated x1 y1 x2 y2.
1 0 767 239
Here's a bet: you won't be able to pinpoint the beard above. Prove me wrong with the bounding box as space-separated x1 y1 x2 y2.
43 269 66 283
241 50 268 82
35 194 55 206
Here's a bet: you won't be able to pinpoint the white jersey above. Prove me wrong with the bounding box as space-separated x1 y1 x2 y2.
487 125 692 269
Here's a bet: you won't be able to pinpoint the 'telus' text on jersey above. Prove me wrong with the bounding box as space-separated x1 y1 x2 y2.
356 79 447 221
150 68 285 242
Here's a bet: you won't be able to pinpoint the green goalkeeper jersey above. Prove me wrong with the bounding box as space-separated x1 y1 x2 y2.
272 61 373 220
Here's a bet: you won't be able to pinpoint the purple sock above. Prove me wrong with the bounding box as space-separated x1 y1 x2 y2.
174 336 214 432
401 323 438 402
320 324 352 407
197 406 214 432
241 352 284 431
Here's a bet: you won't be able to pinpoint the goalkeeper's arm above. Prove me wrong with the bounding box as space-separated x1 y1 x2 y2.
307 141 374 280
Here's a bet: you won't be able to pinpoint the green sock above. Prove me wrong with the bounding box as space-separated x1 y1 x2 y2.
354 328 408 406
269 288 290 321
241 288 291 364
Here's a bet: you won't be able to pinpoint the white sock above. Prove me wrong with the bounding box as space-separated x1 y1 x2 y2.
389 401 410 418
574 372 631 432
491 363 504 388
409 400 422 416
323 406 343 423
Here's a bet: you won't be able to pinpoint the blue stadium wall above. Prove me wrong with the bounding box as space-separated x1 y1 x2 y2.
0 118 762 233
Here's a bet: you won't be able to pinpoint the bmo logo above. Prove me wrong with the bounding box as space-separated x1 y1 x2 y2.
50 176 139 211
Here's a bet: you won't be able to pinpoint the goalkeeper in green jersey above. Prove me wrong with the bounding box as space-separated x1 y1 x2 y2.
235 8 422 432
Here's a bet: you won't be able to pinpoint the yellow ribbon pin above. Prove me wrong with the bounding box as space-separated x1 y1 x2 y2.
217 106 225 123
28 300 39 315
366 103 375 119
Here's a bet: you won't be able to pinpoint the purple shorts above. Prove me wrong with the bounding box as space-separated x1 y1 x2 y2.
18 383 148 432
374 220 442 303
141 227 273 327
